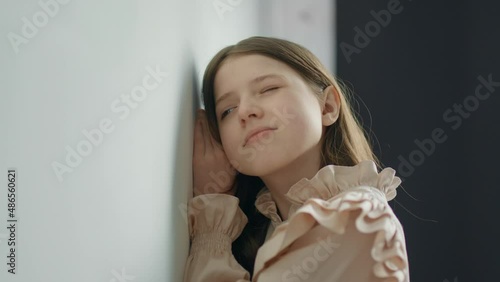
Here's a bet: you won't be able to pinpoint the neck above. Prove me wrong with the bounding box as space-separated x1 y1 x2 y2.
259 143 323 221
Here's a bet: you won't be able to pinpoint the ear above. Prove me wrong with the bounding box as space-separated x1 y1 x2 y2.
321 85 340 126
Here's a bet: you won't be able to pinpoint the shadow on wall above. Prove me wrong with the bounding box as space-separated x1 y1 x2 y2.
169 59 200 282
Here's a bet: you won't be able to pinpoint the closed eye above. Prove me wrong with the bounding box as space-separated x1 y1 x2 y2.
220 87 279 120
221 107 234 120
263 86 279 93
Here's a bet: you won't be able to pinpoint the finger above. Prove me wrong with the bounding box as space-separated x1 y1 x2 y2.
194 111 205 157
205 116 219 152
202 111 221 152
200 111 215 153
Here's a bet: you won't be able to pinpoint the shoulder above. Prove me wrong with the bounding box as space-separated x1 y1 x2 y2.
253 160 410 281
255 189 409 281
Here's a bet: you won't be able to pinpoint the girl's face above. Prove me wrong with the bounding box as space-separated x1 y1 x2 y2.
214 54 331 177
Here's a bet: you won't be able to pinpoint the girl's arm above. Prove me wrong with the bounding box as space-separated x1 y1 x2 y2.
186 109 247 281
183 193 251 282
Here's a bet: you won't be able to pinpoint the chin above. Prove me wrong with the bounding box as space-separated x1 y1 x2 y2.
235 155 284 177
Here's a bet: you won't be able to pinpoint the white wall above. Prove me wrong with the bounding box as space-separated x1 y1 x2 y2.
0 1 333 281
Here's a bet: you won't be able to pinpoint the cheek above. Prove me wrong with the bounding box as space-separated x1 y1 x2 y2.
287 105 323 142
219 129 239 157
219 130 230 149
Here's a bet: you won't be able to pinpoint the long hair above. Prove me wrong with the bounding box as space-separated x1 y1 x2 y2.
201 36 380 276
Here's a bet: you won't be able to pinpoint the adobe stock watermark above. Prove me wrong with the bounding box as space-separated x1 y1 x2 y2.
7 0 72 55
443 277 458 282
109 267 135 282
179 161 240 224
212 0 244 21
281 235 340 282
51 65 169 183
397 73 499 180
340 0 411 64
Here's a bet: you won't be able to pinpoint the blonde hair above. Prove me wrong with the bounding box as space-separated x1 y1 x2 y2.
201 36 380 275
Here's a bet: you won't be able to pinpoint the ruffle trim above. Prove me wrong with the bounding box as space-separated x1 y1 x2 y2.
255 160 402 224
255 188 283 227
254 186 408 281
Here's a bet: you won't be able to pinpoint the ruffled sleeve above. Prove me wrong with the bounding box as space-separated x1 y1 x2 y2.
253 160 409 282
183 194 251 282
284 160 401 216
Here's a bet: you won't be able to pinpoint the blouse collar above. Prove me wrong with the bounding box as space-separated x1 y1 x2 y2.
254 160 402 227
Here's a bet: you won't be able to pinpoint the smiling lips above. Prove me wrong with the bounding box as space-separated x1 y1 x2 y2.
244 127 276 146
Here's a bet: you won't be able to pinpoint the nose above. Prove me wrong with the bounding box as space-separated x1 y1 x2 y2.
237 96 263 125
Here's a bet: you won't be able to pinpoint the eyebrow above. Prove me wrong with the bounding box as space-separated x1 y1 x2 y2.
215 74 285 106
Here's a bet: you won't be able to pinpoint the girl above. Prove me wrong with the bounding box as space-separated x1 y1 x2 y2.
185 36 409 282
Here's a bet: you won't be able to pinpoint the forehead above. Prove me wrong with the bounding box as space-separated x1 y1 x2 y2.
214 54 296 98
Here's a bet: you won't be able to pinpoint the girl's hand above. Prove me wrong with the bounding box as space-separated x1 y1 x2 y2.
192 109 237 197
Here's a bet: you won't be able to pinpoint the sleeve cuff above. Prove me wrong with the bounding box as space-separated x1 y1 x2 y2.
188 193 248 241
190 232 232 254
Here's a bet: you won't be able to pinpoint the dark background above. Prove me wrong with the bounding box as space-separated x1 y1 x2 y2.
337 1 500 281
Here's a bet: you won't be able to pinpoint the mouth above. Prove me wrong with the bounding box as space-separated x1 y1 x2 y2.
244 127 277 147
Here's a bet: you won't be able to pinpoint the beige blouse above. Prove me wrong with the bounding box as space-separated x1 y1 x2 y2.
184 160 410 282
